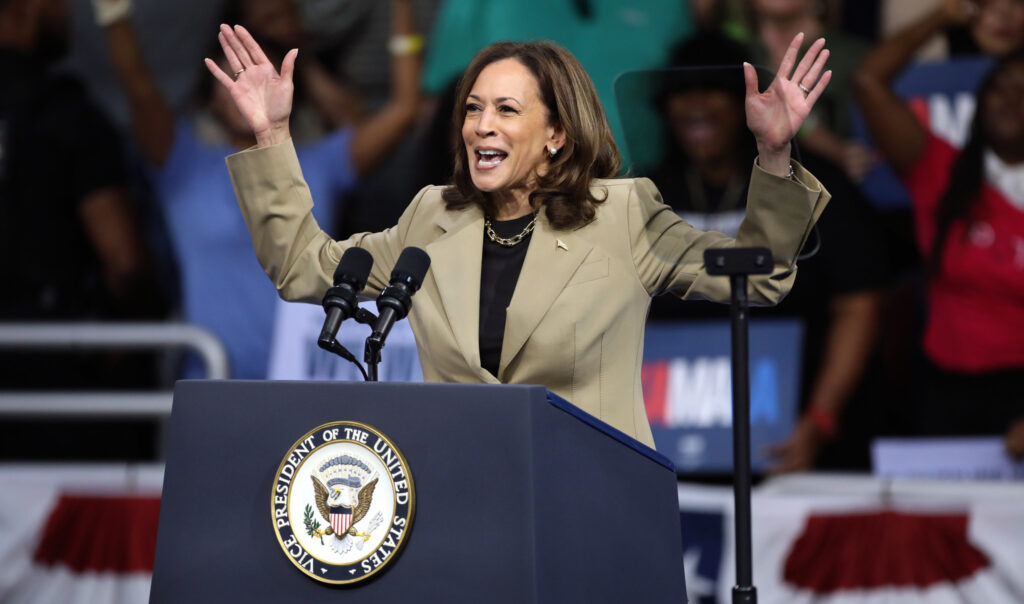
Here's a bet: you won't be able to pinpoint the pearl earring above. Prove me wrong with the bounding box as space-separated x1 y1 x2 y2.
549 146 558 155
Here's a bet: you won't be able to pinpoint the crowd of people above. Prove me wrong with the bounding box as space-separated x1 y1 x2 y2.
2 0 1022 468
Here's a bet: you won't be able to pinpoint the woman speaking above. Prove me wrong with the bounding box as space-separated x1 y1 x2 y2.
209 25 832 447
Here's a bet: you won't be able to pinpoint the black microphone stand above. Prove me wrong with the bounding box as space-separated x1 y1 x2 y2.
704 247 773 604
315 307 379 382
316 337 369 381
364 337 382 382
354 308 380 381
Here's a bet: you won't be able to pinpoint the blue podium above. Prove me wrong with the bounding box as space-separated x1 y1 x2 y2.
151 381 688 603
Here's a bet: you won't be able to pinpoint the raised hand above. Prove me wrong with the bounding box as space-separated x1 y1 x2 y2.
941 0 978 26
205 24 297 147
744 33 831 174
766 418 820 474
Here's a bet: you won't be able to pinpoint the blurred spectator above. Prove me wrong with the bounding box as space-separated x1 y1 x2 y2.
883 0 1024 60
93 0 421 378
419 0 693 170
947 0 1024 56
281 1 443 238
854 1 1024 447
647 33 889 472
0 0 162 388
882 0 951 60
735 0 874 182
690 0 729 32
331 73 460 241
299 0 441 111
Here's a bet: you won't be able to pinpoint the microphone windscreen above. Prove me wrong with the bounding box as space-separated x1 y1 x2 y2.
391 247 431 290
334 247 374 289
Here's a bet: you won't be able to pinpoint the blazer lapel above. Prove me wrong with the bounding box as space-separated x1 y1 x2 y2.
425 208 496 382
499 216 591 378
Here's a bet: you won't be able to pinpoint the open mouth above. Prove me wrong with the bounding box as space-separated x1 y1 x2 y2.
475 149 508 168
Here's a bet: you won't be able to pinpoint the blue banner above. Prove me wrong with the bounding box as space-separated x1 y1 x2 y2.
642 319 803 473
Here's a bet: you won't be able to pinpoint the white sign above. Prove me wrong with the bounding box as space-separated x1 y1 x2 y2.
268 300 422 383
873 437 1024 480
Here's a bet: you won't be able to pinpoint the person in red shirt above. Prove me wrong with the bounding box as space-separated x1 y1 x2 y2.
855 0 1024 455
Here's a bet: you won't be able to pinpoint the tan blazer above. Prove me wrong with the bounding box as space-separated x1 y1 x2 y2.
227 141 830 447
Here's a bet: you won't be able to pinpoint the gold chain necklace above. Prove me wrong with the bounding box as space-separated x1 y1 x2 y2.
484 215 538 247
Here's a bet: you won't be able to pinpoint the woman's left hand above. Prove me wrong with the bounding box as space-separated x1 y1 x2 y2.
745 33 831 173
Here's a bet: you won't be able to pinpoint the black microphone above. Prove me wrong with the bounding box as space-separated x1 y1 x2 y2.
318 247 374 349
365 247 430 376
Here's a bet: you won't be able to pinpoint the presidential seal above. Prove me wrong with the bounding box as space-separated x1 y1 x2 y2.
271 421 414 584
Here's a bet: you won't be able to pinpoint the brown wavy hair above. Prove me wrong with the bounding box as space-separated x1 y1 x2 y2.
442 41 621 230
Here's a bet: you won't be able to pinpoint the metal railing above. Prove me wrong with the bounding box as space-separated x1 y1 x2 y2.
0 322 228 418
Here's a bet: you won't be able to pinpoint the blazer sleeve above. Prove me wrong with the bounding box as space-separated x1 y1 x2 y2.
226 139 431 303
630 159 830 305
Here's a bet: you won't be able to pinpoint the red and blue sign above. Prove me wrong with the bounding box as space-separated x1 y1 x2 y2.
641 319 803 473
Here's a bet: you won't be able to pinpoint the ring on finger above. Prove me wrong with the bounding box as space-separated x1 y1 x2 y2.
798 82 810 95
233 67 246 80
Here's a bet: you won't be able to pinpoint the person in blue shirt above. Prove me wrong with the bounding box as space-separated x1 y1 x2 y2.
93 0 422 378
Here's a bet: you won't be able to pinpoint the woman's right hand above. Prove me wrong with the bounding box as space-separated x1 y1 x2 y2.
205 24 297 147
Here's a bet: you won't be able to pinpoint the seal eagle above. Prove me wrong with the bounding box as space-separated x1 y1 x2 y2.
311 475 378 540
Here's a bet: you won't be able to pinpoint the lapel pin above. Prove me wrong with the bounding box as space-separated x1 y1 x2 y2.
556 239 569 251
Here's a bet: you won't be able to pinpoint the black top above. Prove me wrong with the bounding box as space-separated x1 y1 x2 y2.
479 213 535 377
